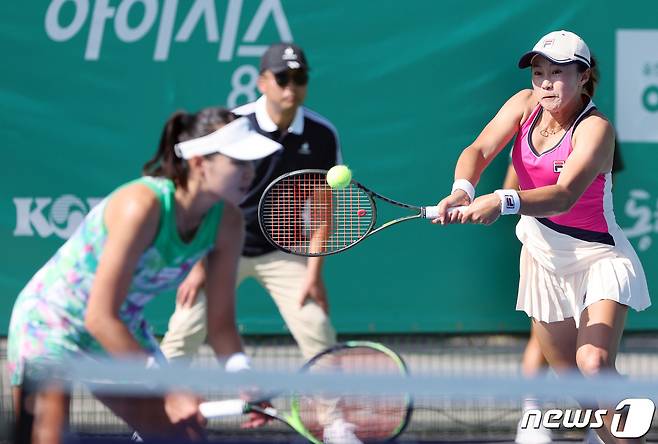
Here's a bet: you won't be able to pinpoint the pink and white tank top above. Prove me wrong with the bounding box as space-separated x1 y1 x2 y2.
512 100 616 245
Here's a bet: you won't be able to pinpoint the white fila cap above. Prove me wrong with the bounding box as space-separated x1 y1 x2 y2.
518 30 591 69
174 117 282 161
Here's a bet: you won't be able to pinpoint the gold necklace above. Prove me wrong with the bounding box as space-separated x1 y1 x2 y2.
538 106 581 137
538 126 561 137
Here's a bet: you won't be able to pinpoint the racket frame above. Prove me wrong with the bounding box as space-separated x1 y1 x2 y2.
258 169 435 256
200 398 322 444
200 341 412 444
245 403 321 444
298 340 413 442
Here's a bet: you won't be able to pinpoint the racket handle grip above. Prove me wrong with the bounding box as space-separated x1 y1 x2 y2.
199 399 247 418
423 205 468 219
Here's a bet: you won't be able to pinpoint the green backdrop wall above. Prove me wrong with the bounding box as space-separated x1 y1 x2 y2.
1 0 657 334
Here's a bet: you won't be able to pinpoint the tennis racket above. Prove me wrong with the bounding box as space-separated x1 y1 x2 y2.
258 169 464 256
199 341 412 444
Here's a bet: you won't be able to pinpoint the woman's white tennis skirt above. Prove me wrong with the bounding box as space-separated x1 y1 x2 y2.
515 216 651 327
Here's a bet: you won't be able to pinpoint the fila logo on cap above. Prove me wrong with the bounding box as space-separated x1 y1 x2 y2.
554 160 565 173
543 39 554 48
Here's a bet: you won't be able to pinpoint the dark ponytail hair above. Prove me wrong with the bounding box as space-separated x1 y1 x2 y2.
578 55 599 98
142 107 237 189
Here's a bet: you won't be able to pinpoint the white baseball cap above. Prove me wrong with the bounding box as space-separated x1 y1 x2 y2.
518 30 591 69
174 117 282 161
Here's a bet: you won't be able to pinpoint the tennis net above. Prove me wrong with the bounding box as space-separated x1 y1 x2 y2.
2 333 658 443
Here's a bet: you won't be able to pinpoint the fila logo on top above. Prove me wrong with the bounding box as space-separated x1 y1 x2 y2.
553 160 565 173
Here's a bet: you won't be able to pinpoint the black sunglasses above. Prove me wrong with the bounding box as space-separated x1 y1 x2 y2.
273 70 309 87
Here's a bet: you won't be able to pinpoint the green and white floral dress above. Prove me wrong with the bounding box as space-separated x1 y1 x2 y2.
7 177 222 385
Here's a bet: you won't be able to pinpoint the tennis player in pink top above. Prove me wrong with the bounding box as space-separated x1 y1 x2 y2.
435 30 650 443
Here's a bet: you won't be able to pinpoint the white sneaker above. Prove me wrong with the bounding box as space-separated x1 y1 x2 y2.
323 418 363 444
582 428 605 444
515 418 552 444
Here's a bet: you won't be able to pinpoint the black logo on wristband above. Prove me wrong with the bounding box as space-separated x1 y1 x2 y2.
505 195 515 209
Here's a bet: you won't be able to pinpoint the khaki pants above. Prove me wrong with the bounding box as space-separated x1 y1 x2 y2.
160 250 337 362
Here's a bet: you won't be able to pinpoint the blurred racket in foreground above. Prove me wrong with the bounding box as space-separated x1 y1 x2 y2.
258 169 463 256
199 341 412 444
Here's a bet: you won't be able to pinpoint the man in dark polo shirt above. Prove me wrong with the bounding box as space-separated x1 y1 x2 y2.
160 43 342 367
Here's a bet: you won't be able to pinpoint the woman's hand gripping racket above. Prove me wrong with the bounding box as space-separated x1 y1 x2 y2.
199 341 412 444
258 169 465 256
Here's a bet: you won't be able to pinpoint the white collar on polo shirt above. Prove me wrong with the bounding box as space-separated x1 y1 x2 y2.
254 95 305 135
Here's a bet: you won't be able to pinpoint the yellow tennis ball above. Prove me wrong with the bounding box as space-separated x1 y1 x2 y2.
326 165 352 189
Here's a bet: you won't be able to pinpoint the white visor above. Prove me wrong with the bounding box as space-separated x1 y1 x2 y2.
174 117 282 161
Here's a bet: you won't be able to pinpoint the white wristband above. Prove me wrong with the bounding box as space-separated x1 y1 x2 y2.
224 352 252 373
451 179 475 203
494 189 521 215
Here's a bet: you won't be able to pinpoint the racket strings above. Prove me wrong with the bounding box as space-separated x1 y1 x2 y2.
298 348 409 441
261 172 374 254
